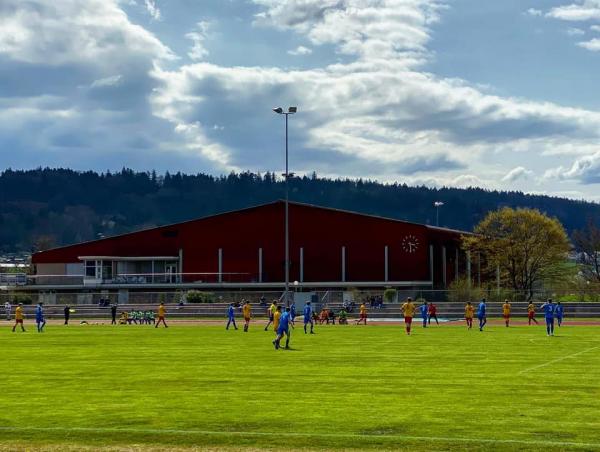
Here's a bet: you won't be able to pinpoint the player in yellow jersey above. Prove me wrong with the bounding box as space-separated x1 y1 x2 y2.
155 302 168 328
12 303 25 332
273 306 282 333
242 300 252 332
502 299 512 327
527 302 538 325
464 302 474 329
356 302 367 325
264 300 277 331
401 297 416 335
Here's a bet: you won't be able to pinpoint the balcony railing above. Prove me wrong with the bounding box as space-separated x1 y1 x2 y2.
0 273 27 286
25 272 255 286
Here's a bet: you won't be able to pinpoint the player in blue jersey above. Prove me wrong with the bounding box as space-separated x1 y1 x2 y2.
303 301 315 334
419 300 428 328
35 302 46 333
273 307 292 349
226 303 238 330
290 301 297 324
555 301 564 327
477 298 487 331
541 298 556 336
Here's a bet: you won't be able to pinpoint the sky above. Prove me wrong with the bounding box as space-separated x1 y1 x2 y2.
2 0 600 200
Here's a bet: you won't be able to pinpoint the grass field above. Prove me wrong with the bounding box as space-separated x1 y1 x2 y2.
1 319 600 451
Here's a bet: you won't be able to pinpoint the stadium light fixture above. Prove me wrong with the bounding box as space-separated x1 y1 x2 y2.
434 201 444 227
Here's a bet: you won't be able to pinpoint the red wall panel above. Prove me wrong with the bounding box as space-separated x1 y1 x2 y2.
32 201 463 285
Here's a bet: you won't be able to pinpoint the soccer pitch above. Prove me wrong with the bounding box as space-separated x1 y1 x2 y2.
1 320 600 451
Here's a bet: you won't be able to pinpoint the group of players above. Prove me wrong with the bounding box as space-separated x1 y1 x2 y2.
398 297 565 336
225 299 317 349
225 296 566 351
8 297 566 342
9 302 46 333
8 301 169 332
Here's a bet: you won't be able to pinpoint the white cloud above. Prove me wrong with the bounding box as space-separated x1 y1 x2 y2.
547 1 600 21
148 0 600 179
541 2 600 51
144 0 161 21
90 75 123 88
0 0 223 173
526 8 543 17
288 45 313 55
449 174 489 188
0 0 174 65
545 151 600 183
577 37 600 49
502 166 534 182
4 0 600 196
186 21 211 61
253 0 446 66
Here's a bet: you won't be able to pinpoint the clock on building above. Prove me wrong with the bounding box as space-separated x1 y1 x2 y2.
402 235 420 253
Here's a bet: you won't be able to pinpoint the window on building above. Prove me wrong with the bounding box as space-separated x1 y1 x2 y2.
85 261 97 278
102 261 113 280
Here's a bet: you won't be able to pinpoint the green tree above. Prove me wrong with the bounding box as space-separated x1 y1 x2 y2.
463 208 570 300
572 219 600 282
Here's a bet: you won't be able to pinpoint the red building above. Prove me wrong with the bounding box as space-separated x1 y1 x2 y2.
31 201 470 290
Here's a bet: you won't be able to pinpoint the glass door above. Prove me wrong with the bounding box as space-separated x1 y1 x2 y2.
166 263 178 283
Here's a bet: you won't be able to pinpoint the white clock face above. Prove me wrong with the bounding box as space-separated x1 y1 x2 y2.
402 235 420 253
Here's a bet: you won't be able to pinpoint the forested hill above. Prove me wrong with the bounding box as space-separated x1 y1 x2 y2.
1 168 599 253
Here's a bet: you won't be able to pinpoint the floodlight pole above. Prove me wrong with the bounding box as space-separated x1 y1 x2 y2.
273 107 296 307
285 112 289 308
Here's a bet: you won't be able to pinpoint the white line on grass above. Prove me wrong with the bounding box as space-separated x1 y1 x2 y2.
519 346 599 375
0 426 599 449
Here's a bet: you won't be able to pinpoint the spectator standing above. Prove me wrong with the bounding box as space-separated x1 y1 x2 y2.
4 301 11 321
111 304 117 325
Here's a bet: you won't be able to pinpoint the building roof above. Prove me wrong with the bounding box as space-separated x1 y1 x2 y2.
33 200 471 258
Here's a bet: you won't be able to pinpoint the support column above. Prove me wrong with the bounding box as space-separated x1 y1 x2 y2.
384 245 389 282
258 248 263 283
300 247 304 283
466 251 472 288
442 246 447 288
429 244 434 287
178 248 183 283
455 248 459 281
218 248 223 283
496 264 500 295
477 252 481 288
341 246 346 282
151 260 155 284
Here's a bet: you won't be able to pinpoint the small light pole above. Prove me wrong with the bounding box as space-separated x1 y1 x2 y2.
273 106 297 306
434 201 444 227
